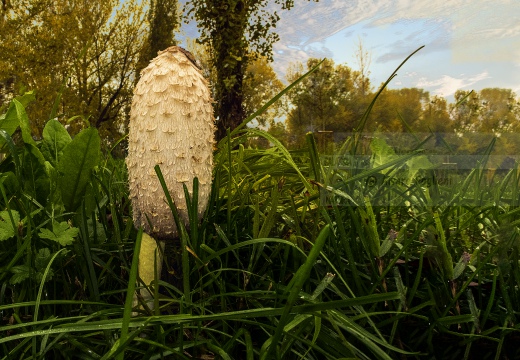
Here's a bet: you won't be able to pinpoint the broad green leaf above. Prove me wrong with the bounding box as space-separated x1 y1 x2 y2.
0 172 19 195
13 99 36 146
9 265 31 284
0 210 19 241
0 103 20 136
405 155 434 185
41 119 72 166
35 248 52 271
39 221 79 246
14 91 36 108
22 144 50 204
370 136 397 174
0 92 35 137
57 127 101 212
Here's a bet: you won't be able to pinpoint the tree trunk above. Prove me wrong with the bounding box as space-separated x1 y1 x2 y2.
215 59 246 141
213 0 247 141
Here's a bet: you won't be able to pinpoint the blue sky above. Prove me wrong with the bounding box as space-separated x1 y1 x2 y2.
266 0 520 100
178 1 519 101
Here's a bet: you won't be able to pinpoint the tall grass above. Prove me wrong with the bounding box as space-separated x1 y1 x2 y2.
1 49 520 359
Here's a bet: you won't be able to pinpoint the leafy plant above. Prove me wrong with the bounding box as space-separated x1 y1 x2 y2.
2 48 520 360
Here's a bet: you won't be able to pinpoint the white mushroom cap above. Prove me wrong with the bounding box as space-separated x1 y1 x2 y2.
126 46 215 239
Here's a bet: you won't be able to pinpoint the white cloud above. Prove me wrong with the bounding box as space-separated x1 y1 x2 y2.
272 0 519 68
179 0 519 91
416 71 490 97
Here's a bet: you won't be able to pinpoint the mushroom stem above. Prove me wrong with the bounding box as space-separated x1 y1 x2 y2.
133 232 165 313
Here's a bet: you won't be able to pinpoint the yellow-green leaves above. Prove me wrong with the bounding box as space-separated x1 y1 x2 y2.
14 99 37 147
0 0 146 141
0 92 36 140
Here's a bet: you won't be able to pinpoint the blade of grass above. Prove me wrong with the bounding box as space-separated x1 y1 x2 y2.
34 248 67 358
154 165 191 308
227 59 325 139
260 224 331 360
116 227 143 360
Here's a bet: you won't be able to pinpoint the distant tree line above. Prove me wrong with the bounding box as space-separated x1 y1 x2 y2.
274 57 520 158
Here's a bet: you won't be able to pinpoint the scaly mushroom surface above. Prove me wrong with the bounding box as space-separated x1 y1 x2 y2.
126 46 215 312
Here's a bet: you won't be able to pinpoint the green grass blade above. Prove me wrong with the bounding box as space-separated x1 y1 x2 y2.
116 228 143 360
260 224 331 360
227 59 325 139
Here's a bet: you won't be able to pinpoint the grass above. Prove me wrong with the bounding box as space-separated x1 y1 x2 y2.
1 51 520 359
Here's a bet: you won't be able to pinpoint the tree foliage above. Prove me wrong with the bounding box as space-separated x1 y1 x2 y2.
450 88 520 156
281 56 520 158
0 0 146 143
368 87 430 133
185 0 318 140
243 55 285 126
186 41 284 128
284 58 370 147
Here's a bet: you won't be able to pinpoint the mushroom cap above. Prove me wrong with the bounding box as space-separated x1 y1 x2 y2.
126 46 215 239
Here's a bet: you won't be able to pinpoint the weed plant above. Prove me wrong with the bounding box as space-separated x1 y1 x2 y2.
1 49 520 359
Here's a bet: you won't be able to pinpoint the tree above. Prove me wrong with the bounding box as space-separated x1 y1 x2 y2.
421 96 451 133
353 36 372 97
474 88 520 157
242 55 285 127
0 0 146 143
450 90 481 133
185 38 215 85
187 41 284 130
368 87 429 133
284 58 366 148
478 88 519 133
267 120 289 147
185 0 318 141
136 0 179 77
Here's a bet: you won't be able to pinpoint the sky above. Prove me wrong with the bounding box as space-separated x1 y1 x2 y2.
180 0 520 101
265 0 520 101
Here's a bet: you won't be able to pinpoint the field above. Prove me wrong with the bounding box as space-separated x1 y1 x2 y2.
1 69 520 360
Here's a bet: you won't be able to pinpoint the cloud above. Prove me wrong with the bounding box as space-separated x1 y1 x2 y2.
272 42 334 81
416 71 490 96
178 0 518 90
272 0 519 68
375 20 451 64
